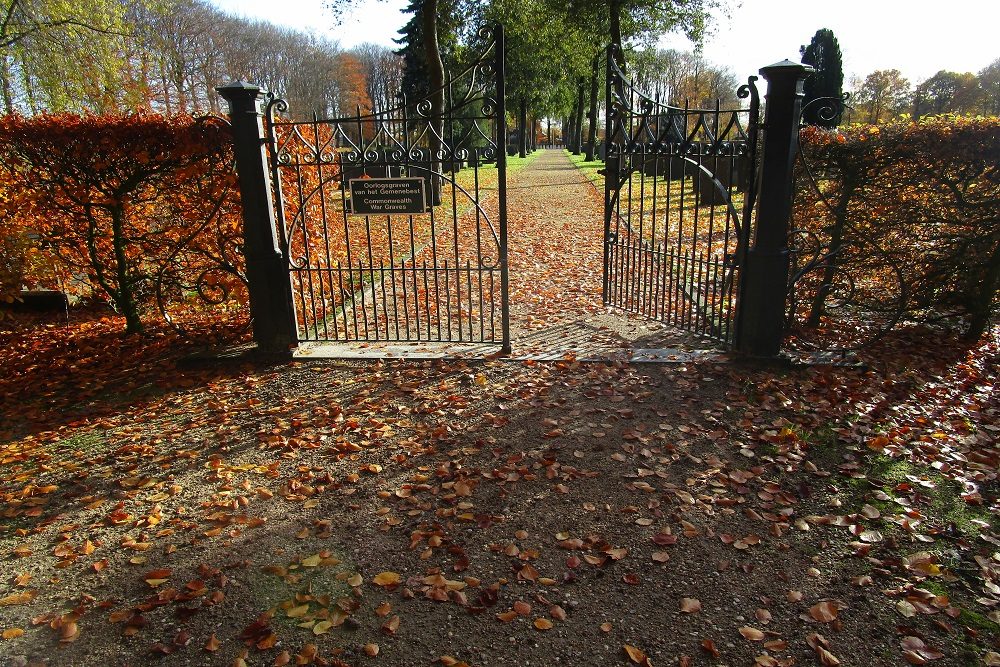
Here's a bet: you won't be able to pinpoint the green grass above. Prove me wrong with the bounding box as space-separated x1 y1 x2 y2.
567 151 605 187
59 429 111 454
505 149 542 173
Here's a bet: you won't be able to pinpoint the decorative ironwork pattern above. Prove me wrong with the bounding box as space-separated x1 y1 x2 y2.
264 25 509 348
603 47 760 347
786 95 908 354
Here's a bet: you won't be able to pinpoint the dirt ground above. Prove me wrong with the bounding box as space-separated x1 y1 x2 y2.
0 150 997 667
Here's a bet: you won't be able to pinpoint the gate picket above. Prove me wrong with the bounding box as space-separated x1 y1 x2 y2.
263 25 509 351
602 47 760 348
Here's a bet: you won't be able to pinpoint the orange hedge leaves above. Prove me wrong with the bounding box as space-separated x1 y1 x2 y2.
794 116 1000 341
0 112 244 333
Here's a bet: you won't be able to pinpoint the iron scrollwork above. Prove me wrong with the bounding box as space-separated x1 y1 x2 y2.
602 46 760 347
259 24 509 347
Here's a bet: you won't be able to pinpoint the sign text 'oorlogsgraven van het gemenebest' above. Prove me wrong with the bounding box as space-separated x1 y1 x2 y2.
349 178 427 215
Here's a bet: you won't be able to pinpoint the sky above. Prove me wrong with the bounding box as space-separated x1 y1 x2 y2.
208 0 1000 86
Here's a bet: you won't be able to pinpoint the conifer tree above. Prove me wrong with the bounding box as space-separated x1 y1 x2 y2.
800 28 844 127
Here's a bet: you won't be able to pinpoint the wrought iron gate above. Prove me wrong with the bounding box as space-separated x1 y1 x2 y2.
264 26 509 350
603 49 760 347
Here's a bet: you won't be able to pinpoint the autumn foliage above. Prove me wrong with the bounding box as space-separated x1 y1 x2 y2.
0 113 244 333
793 116 1000 341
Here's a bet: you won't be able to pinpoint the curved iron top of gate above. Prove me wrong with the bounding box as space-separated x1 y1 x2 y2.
262 25 503 254
604 45 762 240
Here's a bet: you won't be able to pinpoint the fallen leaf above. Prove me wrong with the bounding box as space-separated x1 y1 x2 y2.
373 571 401 587
533 618 553 630
679 598 701 613
809 601 840 623
382 615 399 635
624 644 648 663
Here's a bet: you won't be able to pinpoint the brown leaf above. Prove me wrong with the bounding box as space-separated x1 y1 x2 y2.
59 621 79 643
739 626 765 641
624 644 648 663
809 601 840 623
382 615 400 635
363 643 379 657
533 618 553 630
0 590 36 606
679 598 701 613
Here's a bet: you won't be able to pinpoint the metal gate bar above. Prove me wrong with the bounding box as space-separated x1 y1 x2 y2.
603 47 760 347
264 26 509 350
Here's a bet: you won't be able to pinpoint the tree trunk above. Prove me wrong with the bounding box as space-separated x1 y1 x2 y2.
519 97 527 158
807 178 856 327
110 207 144 334
609 0 625 72
963 239 1000 341
572 78 585 155
422 0 444 206
1 55 13 114
585 52 600 161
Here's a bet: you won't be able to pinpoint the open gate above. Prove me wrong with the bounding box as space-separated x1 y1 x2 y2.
264 26 509 351
603 48 761 347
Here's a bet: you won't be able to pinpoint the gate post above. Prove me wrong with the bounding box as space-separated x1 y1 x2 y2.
216 81 298 355
734 61 813 358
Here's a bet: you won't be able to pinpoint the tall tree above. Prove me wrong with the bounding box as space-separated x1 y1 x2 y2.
800 28 844 127
979 59 1000 117
544 0 719 75
852 69 910 124
353 43 404 114
913 70 982 118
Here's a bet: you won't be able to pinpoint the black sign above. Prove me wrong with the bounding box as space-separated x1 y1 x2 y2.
349 178 427 215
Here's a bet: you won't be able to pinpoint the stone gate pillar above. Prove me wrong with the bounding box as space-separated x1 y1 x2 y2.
735 61 813 359
216 81 298 355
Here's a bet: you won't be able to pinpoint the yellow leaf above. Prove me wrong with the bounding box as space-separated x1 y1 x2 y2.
0 590 36 606
533 618 553 630
286 604 310 618
312 620 332 635
301 554 322 567
2 628 24 640
373 571 401 587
